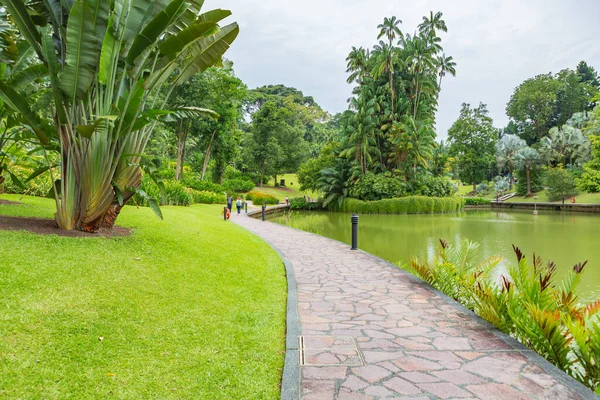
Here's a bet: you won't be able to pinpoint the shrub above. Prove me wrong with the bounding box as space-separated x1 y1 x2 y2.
349 172 407 201
222 178 255 194
465 197 491 206
411 175 456 197
476 183 489 195
407 240 600 393
289 197 324 210
340 196 464 214
191 191 225 204
494 176 510 194
546 167 577 201
246 191 279 205
136 177 224 207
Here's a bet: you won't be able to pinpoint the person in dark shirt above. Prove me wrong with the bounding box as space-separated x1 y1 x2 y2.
227 196 233 212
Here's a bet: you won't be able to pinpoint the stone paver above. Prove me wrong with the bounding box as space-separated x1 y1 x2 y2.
232 214 596 399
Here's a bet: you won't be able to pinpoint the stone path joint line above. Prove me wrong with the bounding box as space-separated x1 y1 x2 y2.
232 213 597 400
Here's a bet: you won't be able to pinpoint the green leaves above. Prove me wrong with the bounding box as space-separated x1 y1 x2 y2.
60 0 102 102
0 81 52 144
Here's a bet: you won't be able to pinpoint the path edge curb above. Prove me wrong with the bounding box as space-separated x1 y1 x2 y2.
233 218 301 400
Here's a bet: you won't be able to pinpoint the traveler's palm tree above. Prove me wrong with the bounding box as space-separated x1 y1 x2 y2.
0 0 238 231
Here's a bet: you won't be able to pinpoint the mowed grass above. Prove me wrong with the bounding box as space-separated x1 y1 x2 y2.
0 195 286 399
254 174 316 201
504 191 600 204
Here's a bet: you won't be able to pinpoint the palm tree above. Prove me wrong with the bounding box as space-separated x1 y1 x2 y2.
317 161 351 209
340 96 380 175
373 41 397 121
496 134 526 189
418 11 448 38
346 46 369 84
515 147 541 196
404 36 437 119
377 16 402 46
436 53 457 89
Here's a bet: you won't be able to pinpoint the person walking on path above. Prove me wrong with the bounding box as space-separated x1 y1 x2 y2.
227 196 233 213
236 197 242 214
285 196 289 206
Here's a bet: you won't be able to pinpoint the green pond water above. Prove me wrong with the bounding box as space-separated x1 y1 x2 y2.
269 210 600 303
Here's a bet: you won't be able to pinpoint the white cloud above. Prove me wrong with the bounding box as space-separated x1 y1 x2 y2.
205 0 600 139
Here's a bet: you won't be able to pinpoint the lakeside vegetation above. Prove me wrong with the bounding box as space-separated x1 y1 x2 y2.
407 240 600 394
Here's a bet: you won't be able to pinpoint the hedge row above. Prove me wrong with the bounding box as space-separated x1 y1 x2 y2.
340 196 465 214
464 197 492 206
245 191 280 205
136 177 225 207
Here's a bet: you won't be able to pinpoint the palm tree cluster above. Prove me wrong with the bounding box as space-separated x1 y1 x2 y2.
341 12 456 181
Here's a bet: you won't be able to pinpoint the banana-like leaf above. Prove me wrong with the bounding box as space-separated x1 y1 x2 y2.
134 188 163 219
8 170 26 191
98 16 118 85
0 81 51 144
127 0 189 65
197 9 231 23
157 21 217 61
168 105 219 120
76 115 118 139
10 64 48 90
87 0 110 49
117 79 145 136
41 30 67 124
2 0 44 60
121 0 154 54
174 22 239 86
60 0 101 102
25 165 52 183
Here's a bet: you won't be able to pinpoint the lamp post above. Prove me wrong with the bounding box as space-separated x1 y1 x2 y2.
351 214 359 250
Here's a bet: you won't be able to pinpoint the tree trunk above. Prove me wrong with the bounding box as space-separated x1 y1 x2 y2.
260 160 265 188
526 167 532 196
200 129 217 181
509 164 514 189
274 173 277 187
473 181 477 192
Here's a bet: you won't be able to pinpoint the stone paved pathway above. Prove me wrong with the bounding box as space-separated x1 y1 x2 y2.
232 213 596 400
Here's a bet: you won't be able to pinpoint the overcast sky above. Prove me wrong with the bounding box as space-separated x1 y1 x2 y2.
205 0 600 139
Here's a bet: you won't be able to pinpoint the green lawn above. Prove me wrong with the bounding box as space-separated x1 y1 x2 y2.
505 191 600 204
0 195 286 399
254 173 316 201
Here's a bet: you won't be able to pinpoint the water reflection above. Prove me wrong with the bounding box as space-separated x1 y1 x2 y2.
269 210 600 302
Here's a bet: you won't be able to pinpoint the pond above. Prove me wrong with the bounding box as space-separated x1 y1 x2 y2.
269 210 600 303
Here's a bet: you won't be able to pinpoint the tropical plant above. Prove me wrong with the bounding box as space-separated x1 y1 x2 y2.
0 0 238 231
545 166 577 201
317 160 351 209
408 240 600 393
496 134 526 188
515 147 541 196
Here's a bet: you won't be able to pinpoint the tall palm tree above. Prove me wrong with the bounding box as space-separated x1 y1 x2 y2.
418 11 447 38
340 96 380 175
404 36 437 119
436 53 457 89
346 46 369 84
377 16 402 46
373 41 397 121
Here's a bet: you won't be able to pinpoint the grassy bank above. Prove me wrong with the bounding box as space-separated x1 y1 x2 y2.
254 173 316 201
0 195 286 399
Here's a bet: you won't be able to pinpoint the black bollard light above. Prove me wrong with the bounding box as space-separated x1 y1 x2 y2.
245 201 248 214
223 206 227 221
262 201 267 221
351 214 359 250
